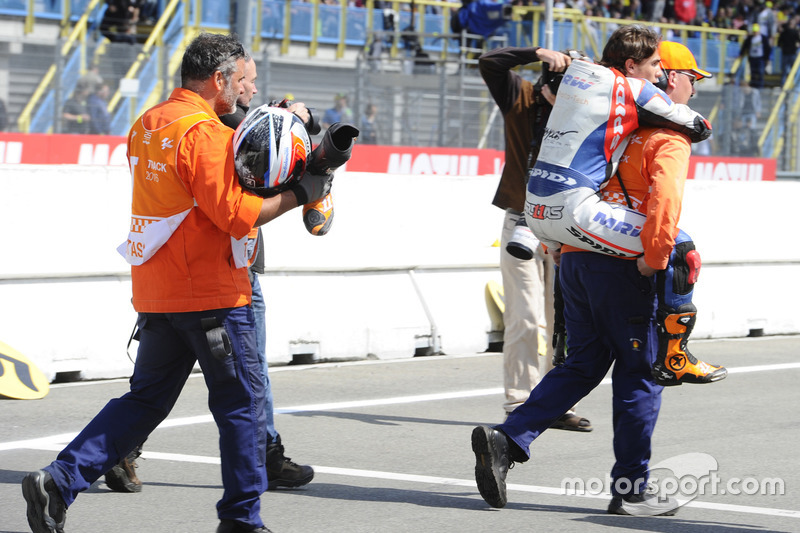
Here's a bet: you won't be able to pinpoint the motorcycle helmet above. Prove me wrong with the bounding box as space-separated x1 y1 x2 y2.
233 105 311 197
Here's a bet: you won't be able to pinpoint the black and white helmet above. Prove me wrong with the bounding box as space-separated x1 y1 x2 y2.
233 105 311 197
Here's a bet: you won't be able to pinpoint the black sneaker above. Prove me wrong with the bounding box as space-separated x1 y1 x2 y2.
266 444 314 490
608 491 680 516
217 519 274 533
105 445 143 493
471 425 511 508
22 470 67 533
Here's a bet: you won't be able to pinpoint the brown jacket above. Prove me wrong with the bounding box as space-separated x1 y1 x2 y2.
479 46 550 212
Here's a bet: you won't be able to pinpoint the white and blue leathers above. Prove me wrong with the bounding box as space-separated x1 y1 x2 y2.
524 59 711 257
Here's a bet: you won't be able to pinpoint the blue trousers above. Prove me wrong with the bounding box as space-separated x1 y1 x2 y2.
250 274 278 445
45 307 267 528
498 252 663 497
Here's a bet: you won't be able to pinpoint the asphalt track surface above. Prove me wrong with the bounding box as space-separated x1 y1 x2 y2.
2 335 799 533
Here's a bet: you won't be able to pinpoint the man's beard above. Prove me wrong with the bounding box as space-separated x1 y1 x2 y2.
220 80 238 116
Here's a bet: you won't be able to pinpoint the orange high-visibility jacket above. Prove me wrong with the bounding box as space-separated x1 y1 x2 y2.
561 127 690 267
603 127 691 270
122 88 262 313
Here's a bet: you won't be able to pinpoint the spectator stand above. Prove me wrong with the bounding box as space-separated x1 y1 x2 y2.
16 0 107 134
105 0 186 136
10 0 800 169
758 51 800 168
264 0 458 60
0 0 97 27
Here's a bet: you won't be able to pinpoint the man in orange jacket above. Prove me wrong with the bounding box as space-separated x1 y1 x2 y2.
22 33 330 533
472 38 716 517
103 53 315 496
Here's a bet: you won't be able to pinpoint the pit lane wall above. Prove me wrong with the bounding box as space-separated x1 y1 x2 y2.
1 133 797 381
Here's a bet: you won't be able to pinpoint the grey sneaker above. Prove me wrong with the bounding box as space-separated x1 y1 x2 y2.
471 425 511 508
608 491 680 516
22 470 67 533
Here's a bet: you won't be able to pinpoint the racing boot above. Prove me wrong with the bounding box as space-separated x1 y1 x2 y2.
105 444 143 493
652 304 727 386
303 192 334 236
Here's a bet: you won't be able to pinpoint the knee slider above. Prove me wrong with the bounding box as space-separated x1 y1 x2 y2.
672 241 701 294
686 249 701 284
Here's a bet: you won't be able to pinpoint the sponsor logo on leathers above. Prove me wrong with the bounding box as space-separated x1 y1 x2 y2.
592 212 642 237
562 73 594 90
525 203 564 220
566 226 628 257
530 168 577 187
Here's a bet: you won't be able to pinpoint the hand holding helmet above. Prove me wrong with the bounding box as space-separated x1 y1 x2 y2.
233 103 359 237
269 97 321 135
289 170 333 205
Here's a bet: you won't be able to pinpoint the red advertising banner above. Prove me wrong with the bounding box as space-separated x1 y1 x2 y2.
0 133 129 166
0 133 778 181
347 145 506 176
686 155 777 181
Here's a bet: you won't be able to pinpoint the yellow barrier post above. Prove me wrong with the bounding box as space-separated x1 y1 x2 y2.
310 0 319 58
24 0 34 34
61 0 71 37
254 0 263 51
281 0 291 55
338 0 347 59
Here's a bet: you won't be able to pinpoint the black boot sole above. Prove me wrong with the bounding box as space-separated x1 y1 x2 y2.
267 471 314 490
471 426 508 508
22 471 64 533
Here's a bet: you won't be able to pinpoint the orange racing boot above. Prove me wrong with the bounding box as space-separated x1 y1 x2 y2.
652 304 727 386
303 192 334 236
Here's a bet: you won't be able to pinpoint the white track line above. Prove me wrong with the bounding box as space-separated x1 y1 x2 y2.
16 445 800 519
4 361 800 449
5 360 800 519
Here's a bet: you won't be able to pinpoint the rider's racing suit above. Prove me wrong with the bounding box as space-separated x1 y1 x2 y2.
524 59 710 257
526 59 725 386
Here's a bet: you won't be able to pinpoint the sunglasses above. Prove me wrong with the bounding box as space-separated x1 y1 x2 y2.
672 70 697 86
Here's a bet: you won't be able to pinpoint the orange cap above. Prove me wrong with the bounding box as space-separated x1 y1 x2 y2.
659 41 712 80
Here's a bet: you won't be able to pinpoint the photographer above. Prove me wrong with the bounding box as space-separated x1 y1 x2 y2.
478 46 592 430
